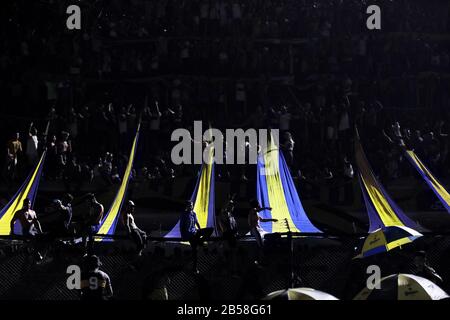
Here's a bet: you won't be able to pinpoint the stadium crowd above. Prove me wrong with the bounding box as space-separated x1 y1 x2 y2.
1 0 450 195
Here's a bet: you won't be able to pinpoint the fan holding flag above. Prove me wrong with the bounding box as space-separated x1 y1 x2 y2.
248 199 278 264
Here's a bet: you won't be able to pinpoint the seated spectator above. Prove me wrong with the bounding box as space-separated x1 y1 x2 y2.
180 200 214 273
121 200 147 256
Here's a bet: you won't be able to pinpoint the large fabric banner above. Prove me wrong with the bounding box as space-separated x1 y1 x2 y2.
165 146 216 238
405 150 450 213
0 151 46 235
95 126 140 241
256 137 322 233
355 139 418 232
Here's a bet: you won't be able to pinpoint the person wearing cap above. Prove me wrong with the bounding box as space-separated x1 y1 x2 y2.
179 200 214 272
121 200 147 255
80 255 113 300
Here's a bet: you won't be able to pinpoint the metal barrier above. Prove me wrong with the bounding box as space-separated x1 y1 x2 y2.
0 233 450 300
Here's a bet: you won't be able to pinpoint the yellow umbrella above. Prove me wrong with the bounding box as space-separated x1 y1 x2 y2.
354 274 449 300
354 226 422 259
263 288 339 300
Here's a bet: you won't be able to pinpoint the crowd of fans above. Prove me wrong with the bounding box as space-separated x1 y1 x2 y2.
2 0 450 77
0 0 450 196
3 96 450 211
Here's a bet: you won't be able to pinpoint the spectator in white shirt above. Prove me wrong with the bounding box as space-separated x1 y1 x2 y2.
26 125 39 166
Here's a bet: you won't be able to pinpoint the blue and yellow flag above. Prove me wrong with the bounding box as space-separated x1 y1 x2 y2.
0 151 46 235
166 146 216 238
95 126 140 241
405 150 450 213
355 139 418 232
256 136 322 233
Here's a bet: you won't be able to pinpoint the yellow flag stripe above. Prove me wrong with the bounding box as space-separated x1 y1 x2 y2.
95 129 139 238
264 141 300 233
407 150 450 206
193 147 214 228
359 173 405 227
